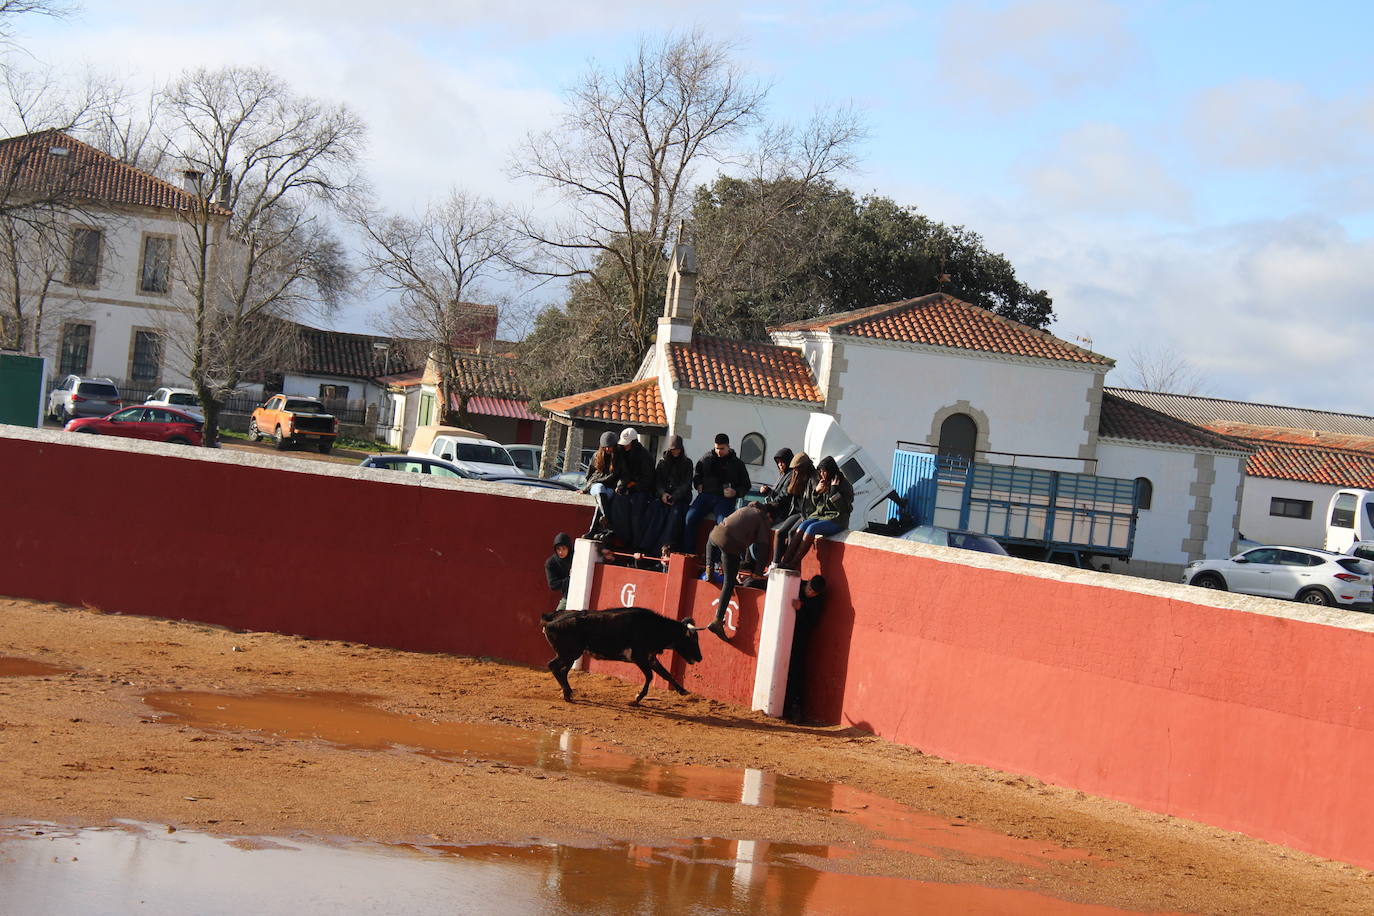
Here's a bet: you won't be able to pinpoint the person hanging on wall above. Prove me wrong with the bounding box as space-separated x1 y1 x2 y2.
704 500 778 640
783 575 827 724
545 532 574 614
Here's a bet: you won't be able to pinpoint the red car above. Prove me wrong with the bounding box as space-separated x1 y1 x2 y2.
66 405 204 446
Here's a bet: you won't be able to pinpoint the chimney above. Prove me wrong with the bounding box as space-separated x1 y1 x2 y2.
181 169 204 194
658 240 697 347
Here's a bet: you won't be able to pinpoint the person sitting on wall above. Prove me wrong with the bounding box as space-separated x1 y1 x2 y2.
608 427 654 549
646 433 693 554
683 432 750 558
704 500 778 640
767 452 815 569
579 431 619 538
545 532 574 614
777 456 853 571
756 447 794 498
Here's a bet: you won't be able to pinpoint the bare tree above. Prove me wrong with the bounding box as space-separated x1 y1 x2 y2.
1122 342 1212 395
0 0 70 48
511 33 768 360
157 66 365 446
511 32 863 394
352 189 516 426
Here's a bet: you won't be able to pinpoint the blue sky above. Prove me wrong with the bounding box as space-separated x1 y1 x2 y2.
12 0 1374 414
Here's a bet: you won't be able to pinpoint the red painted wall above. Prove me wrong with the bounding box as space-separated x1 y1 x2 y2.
0 433 586 667
8 429 1374 868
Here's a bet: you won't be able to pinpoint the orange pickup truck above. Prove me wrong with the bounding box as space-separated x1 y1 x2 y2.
248 395 339 453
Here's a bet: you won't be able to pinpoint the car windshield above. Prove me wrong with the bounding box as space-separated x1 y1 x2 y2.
456 443 514 465
285 400 326 413
77 383 119 398
947 532 1009 555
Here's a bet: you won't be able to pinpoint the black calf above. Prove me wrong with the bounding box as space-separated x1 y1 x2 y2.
541 606 703 704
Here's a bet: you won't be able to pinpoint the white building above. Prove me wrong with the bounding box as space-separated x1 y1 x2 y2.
0 130 230 389
540 245 1248 580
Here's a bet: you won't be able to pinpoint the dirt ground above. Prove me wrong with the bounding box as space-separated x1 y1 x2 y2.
3 596 1372 915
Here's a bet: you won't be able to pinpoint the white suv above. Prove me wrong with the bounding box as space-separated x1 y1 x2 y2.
1184 545 1373 609
413 433 518 479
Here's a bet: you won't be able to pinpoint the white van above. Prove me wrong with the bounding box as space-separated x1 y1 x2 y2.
1325 489 1374 559
408 425 518 479
802 413 901 531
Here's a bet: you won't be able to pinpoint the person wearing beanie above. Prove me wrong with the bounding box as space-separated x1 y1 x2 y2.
648 433 693 553
777 455 854 571
682 432 751 556
544 532 574 613
579 431 620 536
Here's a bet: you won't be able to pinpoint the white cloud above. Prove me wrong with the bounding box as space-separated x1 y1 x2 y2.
1020 123 1191 218
935 0 1137 110
1187 78 1374 171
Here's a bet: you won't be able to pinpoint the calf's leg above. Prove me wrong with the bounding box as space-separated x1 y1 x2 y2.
649 656 688 695
547 653 577 702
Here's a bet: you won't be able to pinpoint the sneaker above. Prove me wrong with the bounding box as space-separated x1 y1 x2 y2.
699 568 716 582
706 620 730 641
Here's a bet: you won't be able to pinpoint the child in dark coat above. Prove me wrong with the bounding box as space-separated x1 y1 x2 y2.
545 532 574 613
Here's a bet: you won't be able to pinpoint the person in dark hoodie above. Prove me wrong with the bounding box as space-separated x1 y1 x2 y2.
545 532 574 613
682 432 751 556
647 433 693 553
777 455 853 570
757 447 794 498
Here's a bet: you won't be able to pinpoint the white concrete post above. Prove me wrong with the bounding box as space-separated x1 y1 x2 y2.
566 538 602 672
751 568 802 717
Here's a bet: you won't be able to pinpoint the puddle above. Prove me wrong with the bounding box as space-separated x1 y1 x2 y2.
142 690 1093 871
0 822 1162 916
0 655 72 677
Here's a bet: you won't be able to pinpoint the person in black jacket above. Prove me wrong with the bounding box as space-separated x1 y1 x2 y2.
608 427 654 549
545 532 574 613
646 434 693 553
682 432 751 564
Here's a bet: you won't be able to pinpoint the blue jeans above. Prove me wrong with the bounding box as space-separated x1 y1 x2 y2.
795 518 843 539
682 492 738 554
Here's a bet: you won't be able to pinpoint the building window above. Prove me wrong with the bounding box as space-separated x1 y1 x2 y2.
66 227 102 287
1270 497 1313 520
739 432 765 466
938 413 977 463
419 392 435 427
130 330 162 382
1135 477 1153 511
139 235 172 293
320 384 349 401
58 323 92 376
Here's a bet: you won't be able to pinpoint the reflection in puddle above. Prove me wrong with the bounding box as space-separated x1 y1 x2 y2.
142 690 1094 870
0 655 72 677
0 822 1162 916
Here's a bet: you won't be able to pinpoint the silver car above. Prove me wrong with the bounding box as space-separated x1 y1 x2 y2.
48 375 122 424
1183 545 1373 609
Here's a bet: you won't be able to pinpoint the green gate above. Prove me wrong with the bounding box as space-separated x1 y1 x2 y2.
0 353 47 427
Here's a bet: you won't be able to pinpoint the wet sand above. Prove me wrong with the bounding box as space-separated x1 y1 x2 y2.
2 596 1371 914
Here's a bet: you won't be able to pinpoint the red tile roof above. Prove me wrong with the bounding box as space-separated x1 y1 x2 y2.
774 293 1111 366
1099 393 1248 452
1105 388 1374 438
293 325 423 379
1243 443 1374 488
0 130 230 215
1205 422 1374 454
667 337 822 403
448 352 529 400
541 378 666 426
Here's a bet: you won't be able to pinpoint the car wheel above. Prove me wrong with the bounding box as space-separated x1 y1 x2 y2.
55 406 67 426
247 419 261 442
75 428 96 434
274 426 290 451
317 440 333 454
1191 572 1226 590
1297 587 1335 607
168 437 190 445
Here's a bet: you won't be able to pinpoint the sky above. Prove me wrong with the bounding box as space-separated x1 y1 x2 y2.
10 0 1374 415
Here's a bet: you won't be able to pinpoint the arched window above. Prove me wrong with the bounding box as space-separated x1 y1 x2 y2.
1135 477 1153 511
739 432 766 466
937 413 977 463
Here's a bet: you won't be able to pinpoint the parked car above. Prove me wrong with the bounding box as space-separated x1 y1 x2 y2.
483 475 578 491
504 444 544 477
358 455 472 479
414 432 518 479
48 375 121 424
65 405 203 446
898 524 1010 555
547 470 589 489
145 387 202 411
1183 545 1373 609
249 395 339 453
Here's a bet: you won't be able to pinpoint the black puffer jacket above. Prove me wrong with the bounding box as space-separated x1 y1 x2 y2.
655 449 694 504
612 441 655 493
693 448 750 497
